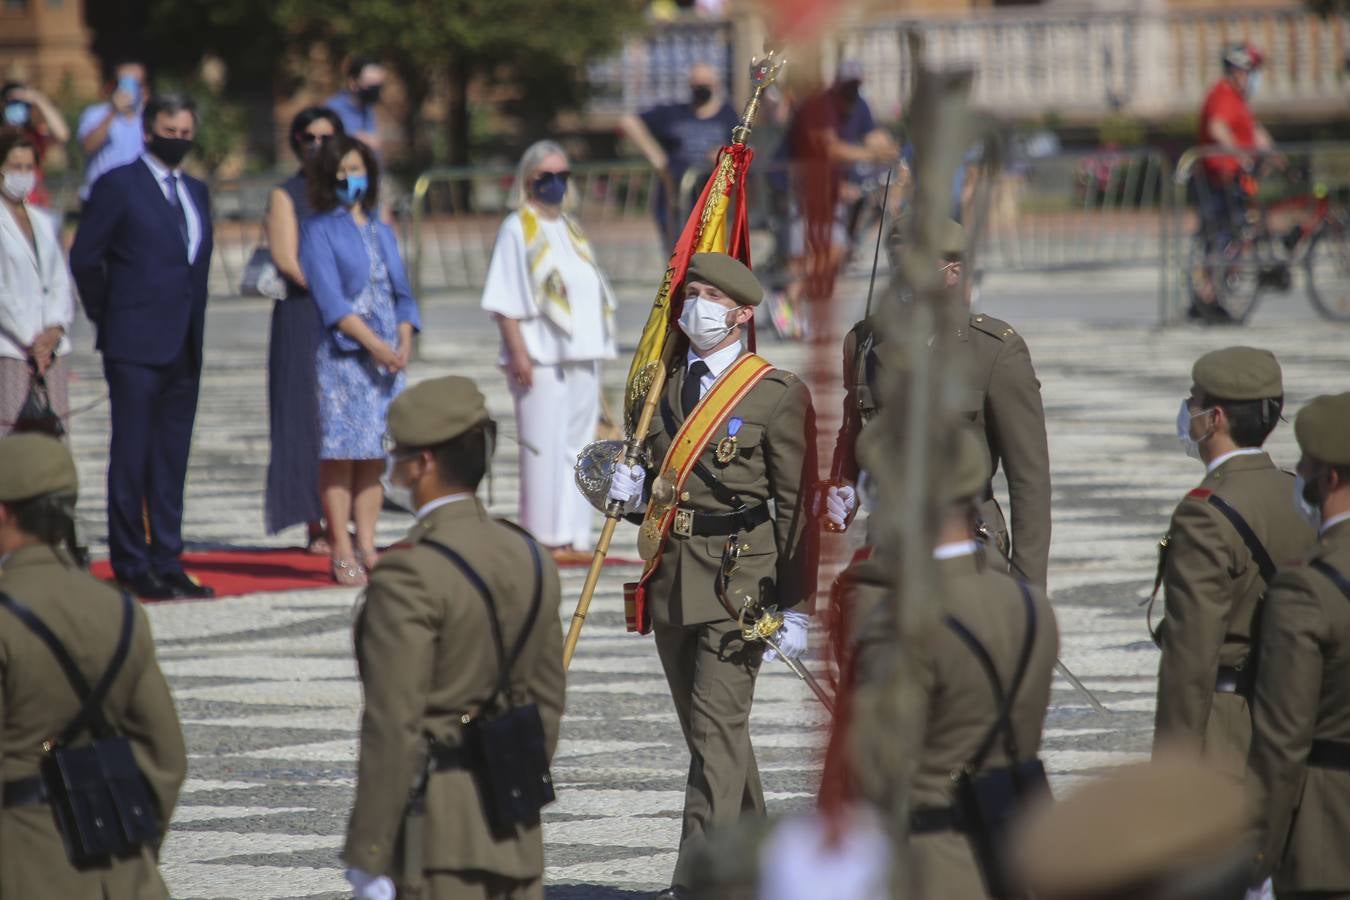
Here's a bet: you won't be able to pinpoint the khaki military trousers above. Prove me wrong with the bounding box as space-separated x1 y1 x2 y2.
396 871 542 900
654 617 766 889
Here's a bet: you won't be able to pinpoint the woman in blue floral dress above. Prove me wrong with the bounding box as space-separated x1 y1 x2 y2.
300 136 420 584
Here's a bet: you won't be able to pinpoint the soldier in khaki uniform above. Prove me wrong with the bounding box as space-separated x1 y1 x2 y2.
343 377 565 900
847 425 1058 900
824 220 1052 588
1246 391 1350 899
1152 347 1314 779
606 253 817 900
0 433 186 899
1014 758 1254 900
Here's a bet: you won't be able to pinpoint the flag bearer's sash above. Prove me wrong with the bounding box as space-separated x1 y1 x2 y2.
624 353 775 634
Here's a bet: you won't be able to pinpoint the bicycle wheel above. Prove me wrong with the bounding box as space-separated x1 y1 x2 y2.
1305 218 1350 322
1186 234 1263 323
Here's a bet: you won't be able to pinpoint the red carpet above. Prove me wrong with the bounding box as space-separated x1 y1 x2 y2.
90 547 642 600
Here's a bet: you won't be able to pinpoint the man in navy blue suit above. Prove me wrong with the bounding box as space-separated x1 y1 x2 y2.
71 93 215 599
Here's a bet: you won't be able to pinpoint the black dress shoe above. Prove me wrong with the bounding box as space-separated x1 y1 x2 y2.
654 889 688 900
157 569 215 599
120 571 178 600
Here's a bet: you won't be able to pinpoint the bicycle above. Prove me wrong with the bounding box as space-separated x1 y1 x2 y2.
1187 164 1350 323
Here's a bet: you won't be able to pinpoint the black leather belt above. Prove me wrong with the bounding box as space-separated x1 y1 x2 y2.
671 502 770 539
428 742 470 771
2 776 48 808
1214 665 1252 696
910 805 962 834
1308 739 1350 771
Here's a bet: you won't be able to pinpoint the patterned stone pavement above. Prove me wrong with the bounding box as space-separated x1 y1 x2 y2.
55 285 1349 899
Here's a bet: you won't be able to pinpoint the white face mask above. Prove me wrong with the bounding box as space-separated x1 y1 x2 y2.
1292 473 1322 530
678 295 736 352
1176 399 1213 460
381 455 415 513
1246 71 1262 98
0 170 35 202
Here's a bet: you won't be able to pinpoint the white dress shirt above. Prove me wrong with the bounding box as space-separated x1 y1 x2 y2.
933 540 979 560
685 340 744 400
141 153 203 264
1206 446 1264 474
1322 511 1350 537
415 492 475 521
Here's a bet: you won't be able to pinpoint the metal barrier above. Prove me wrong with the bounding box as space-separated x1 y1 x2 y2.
1162 141 1350 324
409 161 672 295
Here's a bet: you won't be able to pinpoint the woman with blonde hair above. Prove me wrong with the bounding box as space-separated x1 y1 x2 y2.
481 140 616 563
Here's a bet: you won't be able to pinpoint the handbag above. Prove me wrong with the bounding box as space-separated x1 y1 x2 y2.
422 531 555 836
239 222 288 300
15 365 64 437
944 581 1049 900
0 590 161 866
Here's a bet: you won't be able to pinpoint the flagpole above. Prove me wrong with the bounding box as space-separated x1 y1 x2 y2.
562 52 784 669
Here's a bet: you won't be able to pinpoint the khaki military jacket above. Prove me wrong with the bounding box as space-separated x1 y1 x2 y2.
343 499 565 880
0 544 186 900
1248 517 1350 891
850 549 1058 900
1153 451 1314 778
641 353 818 627
829 314 1051 587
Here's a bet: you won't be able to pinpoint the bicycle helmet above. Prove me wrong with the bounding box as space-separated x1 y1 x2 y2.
1223 43 1264 71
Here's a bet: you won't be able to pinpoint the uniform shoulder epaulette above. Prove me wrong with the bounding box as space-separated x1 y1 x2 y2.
969 313 1016 341
1185 487 1214 500
761 367 795 386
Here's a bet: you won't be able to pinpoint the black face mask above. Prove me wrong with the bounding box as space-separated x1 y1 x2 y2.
690 85 713 108
836 83 861 105
358 84 383 106
148 134 194 168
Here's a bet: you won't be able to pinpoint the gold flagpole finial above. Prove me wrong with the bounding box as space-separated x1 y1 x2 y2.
732 50 786 147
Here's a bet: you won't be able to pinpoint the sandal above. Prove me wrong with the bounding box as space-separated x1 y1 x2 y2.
356 549 380 571
331 557 368 586
306 534 333 557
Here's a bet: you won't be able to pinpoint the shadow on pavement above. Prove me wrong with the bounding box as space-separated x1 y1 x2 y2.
547 888 653 899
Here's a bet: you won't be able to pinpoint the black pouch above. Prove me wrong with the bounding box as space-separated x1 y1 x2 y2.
423 531 556 836
0 590 160 866
944 582 1045 900
15 367 65 437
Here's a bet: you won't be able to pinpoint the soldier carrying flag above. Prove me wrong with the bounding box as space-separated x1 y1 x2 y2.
565 54 819 900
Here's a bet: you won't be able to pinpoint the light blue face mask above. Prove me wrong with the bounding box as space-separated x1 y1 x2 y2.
336 173 369 206
1246 71 1262 98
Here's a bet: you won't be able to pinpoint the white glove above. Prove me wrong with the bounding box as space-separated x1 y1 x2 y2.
1244 879 1275 900
608 463 646 512
824 484 858 529
345 868 396 900
764 610 809 663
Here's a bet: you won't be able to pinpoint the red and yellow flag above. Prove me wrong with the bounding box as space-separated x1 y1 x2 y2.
623 143 756 433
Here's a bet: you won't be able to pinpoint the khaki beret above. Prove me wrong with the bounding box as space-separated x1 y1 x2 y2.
1014 758 1250 900
1192 346 1282 400
939 218 967 259
686 253 763 307
1295 392 1350 465
0 434 78 502
386 376 489 448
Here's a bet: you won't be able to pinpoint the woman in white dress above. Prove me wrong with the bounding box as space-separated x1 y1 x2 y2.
482 140 617 563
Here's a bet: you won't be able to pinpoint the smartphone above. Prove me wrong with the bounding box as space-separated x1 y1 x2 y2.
117 75 141 105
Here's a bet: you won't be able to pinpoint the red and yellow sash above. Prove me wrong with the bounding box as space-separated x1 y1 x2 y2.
624 353 775 633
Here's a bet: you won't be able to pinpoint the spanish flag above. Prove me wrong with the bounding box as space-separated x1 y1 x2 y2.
623 142 756 433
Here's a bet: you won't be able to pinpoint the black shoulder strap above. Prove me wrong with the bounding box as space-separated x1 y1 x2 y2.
422 531 543 706
0 590 135 743
1206 494 1278 585
659 394 744 507
944 581 1038 768
1310 559 1350 602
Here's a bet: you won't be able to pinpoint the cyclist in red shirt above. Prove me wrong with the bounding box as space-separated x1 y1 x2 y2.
1191 43 1275 323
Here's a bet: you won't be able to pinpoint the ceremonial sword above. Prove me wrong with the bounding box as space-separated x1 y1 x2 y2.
717 535 835 714
975 521 1111 717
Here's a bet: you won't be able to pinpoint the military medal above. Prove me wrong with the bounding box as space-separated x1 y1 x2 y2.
715 417 742 464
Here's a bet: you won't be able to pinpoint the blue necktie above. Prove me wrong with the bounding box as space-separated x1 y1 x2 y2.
165 174 189 252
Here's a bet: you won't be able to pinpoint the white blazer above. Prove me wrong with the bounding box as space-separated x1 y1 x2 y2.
0 203 74 361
